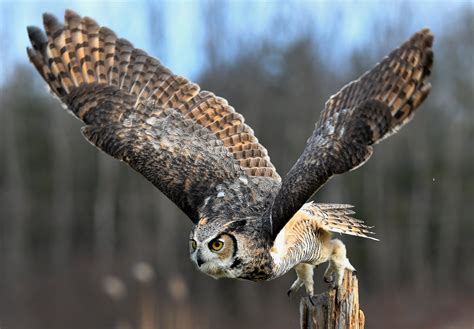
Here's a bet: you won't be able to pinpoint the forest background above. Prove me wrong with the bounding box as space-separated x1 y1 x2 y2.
0 1 473 328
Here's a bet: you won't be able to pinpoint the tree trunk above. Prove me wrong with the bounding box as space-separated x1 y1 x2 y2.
94 154 119 271
300 271 365 329
51 110 74 270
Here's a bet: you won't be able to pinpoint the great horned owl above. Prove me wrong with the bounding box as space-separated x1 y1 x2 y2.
26 10 433 297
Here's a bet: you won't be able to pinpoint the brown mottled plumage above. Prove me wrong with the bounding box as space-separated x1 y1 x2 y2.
269 29 433 238
27 10 433 295
27 10 279 224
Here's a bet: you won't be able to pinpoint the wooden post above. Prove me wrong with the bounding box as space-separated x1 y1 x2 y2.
300 271 365 329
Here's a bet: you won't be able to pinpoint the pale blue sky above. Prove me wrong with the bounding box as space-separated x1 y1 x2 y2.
0 0 471 84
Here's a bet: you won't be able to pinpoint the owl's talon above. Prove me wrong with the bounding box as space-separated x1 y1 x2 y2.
323 273 333 283
288 278 303 298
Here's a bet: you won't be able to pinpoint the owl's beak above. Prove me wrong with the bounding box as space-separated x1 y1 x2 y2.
196 252 204 267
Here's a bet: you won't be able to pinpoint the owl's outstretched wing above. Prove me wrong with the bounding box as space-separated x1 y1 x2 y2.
269 29 433 239
27 10 280 224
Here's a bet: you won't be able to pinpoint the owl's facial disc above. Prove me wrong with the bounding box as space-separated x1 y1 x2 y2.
189 232 238 279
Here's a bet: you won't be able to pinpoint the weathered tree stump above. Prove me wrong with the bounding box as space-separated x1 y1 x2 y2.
300 270 365 329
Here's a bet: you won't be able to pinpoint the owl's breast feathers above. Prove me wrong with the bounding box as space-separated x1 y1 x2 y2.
250 203 376 281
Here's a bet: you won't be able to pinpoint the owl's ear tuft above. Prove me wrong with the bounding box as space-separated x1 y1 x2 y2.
225 219 247 232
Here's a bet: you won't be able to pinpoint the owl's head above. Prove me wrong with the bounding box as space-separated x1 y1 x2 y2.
189 219 250 279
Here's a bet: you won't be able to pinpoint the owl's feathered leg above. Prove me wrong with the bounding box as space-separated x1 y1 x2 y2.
287 263 315 297
323 239 355 288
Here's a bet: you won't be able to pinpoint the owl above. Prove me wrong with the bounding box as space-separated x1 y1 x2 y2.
27 10 433 297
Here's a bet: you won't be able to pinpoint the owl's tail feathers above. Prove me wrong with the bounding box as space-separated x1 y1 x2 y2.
304 203 379 241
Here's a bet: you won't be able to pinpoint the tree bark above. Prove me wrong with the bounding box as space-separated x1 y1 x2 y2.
300 271 365 329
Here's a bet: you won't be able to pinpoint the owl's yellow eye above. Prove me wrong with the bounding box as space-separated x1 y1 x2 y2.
209 239 224 252
190 239 197 251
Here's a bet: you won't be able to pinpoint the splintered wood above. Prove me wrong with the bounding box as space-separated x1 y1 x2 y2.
300 271 365 329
